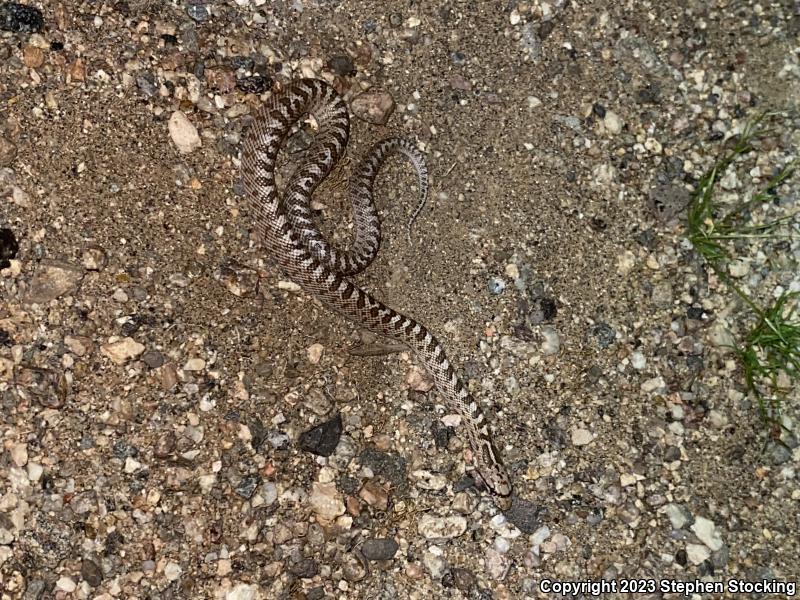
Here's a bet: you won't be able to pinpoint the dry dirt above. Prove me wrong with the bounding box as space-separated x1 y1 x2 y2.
1 0 799 599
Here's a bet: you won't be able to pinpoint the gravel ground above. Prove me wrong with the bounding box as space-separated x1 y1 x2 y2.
1 0 799 598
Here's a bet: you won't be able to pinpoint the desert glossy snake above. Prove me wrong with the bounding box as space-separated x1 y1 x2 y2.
240 79 512 500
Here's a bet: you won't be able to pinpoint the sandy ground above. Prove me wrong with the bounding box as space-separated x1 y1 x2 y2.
1 0 799 598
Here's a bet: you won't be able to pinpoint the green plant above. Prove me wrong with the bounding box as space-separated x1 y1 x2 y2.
738 291 800 424
685 114 799 429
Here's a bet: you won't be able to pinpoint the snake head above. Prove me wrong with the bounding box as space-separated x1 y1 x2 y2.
476 439 513 500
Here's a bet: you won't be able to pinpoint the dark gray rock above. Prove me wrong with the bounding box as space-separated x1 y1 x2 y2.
0 2 44 33
361 538 399 561
298 413 342 457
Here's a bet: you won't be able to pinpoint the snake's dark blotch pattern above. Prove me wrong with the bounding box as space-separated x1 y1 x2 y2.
241 79 512 499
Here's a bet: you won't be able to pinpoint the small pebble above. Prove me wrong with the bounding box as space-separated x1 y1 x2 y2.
411 470 448 491
82 245 108 271
728 259 749 278
451 568 477 591
494 537 510 554
309 482 346 523
235 474 261 499
361 538 399 561
277 280 302 292
80 559 103 587
22 44 44 68
351 90 395 125
359 481 389 511
603 111 623 134
485 547 510 579
327 55 356 76
225 584 261 600
169 111 202 153
691 516 723 551
306 343 324 364
101 337 145 365
26 260 84 304
237 74 272 94
0 137 17 167
664 504 691 529
141 350 165 368
641 376 666 393
421 548 446 578
10 443 27 467
186 3 210 21
406 365 434 392
0 2 44 33
55 577 76 593
488 277 506 295
418 514 467 539
298 414 342 457
164 562 182 581
708 322 736 350
540 326 561 355
686 543 710 565
452 491 477 514
183 357 206 371
531 525 551 547
450 51 466 66
571 427 593 446
27 462 43 481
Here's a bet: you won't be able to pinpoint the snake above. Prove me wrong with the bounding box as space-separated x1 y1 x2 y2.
240 78 512 501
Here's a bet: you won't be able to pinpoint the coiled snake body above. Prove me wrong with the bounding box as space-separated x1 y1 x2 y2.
241 79 512 500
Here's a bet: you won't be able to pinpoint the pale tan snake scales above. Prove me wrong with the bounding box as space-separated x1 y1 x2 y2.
240 79 512 500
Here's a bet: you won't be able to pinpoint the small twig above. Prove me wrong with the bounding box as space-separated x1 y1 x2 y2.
348 343 407 357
